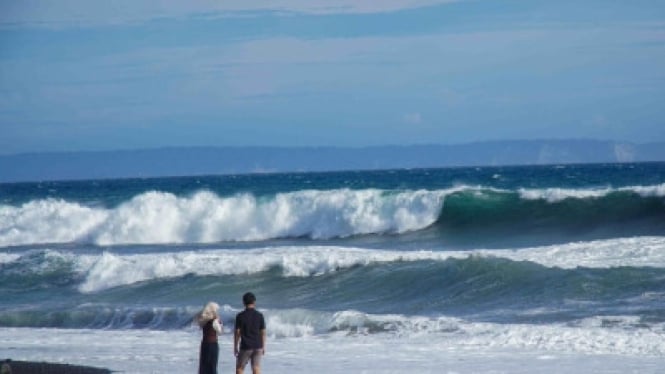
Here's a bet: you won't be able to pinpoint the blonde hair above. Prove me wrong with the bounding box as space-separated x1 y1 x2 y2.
196 301 220 327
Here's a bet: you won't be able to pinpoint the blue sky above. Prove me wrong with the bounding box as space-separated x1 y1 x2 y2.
1 0 664 154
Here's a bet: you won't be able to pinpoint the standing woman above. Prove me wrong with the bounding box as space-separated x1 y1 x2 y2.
196 301 223 374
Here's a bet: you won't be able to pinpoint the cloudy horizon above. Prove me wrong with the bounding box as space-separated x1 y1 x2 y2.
1 0 664 155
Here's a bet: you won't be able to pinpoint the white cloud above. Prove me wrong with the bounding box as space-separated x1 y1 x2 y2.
0 0 460 29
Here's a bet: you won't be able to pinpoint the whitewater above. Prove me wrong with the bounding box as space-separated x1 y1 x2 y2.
2 183 665 247
1 163 665 373
2 237 664 293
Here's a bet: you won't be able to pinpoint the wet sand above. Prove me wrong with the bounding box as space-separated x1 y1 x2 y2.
4 360 111 374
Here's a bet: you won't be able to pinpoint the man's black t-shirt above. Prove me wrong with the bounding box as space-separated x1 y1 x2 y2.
235 308 266 350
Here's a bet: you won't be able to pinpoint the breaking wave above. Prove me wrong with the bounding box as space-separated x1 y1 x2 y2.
0 189 445 246
0 184 664 247
2 237 664 293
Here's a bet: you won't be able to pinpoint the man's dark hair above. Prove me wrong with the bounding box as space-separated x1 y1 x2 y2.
242 292 256 306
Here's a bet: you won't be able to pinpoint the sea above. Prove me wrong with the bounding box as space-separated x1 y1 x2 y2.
1 162 665 373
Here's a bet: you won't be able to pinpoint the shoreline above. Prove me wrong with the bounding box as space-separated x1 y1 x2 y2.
4 360 111 374
3 326 664 374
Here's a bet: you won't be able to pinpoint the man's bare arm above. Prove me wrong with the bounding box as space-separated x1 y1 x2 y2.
261 329 266 354
234 329 241 356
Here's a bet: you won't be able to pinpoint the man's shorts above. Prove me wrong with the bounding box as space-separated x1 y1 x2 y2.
236 349 263 369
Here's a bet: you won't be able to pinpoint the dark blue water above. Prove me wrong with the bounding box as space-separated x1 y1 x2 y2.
2 162 664 205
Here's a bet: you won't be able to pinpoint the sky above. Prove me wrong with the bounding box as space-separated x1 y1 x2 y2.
0 0 664 154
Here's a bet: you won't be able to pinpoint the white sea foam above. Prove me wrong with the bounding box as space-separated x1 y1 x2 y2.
628 183 665 197
1 184 663 247
491 236 665 269
518 183 665 202
309 311 665 356
0 198 107 246
518 187 612 202
66 236 665 292
458 316 665 356
254 309 665 357
0 252 20 264
2 312 664 374
0 189 446 247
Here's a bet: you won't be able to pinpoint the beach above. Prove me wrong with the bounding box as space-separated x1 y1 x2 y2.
3 326 664 373
2 360 110 374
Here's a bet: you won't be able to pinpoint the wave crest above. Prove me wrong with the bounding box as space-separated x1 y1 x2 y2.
0 189 445 247
1 184 664 247
3 237 663 293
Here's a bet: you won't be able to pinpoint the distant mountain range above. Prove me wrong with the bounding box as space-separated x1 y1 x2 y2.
1 139 664 182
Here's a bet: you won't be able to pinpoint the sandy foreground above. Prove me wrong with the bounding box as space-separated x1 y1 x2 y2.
2 360 110 374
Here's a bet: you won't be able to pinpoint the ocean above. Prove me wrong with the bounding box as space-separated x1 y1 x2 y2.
1 163 665 373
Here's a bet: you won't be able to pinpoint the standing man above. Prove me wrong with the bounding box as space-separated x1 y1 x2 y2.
234 292 266 374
